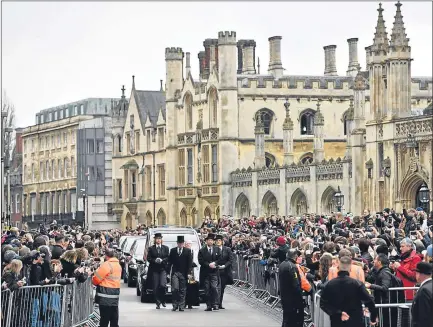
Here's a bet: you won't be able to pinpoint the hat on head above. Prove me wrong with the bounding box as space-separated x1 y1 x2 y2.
177 235 185 243
427 244 433 258
154 233 163 239
415 262 433 275
416 207 423 212
215 235 224 241
205 233 215 240
383 208 390 214
276 236 286 246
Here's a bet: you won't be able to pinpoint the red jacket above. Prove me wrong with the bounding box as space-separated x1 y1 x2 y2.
395 250 421 301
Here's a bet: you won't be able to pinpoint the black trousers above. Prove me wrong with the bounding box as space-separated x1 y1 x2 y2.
204 273 219 308
99 305 119 327
281 305 304 327
152 270 167 304
218 273 228 306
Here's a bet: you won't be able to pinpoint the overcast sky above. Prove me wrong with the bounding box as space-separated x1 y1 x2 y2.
2 1 432 129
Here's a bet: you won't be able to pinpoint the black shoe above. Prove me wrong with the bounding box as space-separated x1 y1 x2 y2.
213 306 219 311
161 302 166 308
179 308 184 312
172 307 177 311
204 307 212 311
219 306 225 309
188 305 193 309
156 304 161 309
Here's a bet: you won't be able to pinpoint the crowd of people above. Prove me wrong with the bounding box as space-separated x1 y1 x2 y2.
2 205 433 327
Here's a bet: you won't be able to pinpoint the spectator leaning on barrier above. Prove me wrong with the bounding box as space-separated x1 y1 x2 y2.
92 247 122 327
390 237 421 301
411 262 433 327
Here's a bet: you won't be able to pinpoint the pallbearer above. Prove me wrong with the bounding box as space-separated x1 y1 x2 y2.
215 234 234 309
167 235 192 311
148 233 169 309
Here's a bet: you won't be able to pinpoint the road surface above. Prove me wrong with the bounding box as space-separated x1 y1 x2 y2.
118 283 280 327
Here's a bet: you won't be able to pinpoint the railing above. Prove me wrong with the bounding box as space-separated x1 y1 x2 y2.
1 277 95 327
22 213 84 229
228 254 418 327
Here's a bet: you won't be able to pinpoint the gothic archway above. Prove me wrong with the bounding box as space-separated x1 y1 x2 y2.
299 152 314 165
255 108 275 135
157 208 166 226
262 191 278 216
321 186 336 214
235 193 250 218
146 211 153 226
290 188 308 216
180 208 187 226
125 212 132 229
204 206 212 220
299 109 315 135
400 173 428 209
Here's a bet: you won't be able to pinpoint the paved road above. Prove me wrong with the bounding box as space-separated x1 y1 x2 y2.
118 283 280 327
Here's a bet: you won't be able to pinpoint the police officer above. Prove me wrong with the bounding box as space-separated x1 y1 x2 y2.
278 249 304 327
167 235 192 311
92 248 122 327
215 234 233 309
148 233 169 309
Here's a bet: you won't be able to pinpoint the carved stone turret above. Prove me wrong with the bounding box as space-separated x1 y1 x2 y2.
283 101 294 165
313 101 325 162
254 113 266 168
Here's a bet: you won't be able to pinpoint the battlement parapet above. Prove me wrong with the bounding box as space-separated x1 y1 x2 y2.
218 31 237 45
165 47 183 60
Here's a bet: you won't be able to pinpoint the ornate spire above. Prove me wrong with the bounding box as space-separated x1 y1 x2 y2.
346 97 355 120
283 101 293 130
254 113 265 134
354 70 366 90
390 1 409 51
121 85 126 99
314 101 324 126
132 75 136 90
371 3 389 54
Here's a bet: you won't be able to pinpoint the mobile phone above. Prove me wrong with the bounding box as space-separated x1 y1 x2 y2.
410 231 417 240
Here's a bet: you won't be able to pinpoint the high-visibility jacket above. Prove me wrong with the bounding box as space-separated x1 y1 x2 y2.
92 257 122 306
328 263 365 283
296 264 312 292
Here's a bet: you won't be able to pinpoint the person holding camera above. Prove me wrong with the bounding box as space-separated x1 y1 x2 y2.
147 233 169 309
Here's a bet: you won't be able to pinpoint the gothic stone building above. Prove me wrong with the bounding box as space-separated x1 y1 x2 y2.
115 2 432 228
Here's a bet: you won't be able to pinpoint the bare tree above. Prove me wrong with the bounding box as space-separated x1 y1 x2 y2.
2 90 16 167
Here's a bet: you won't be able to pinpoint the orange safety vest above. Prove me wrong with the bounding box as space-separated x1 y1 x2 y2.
296 264 312 292
328 263 365 283
92 257 122 289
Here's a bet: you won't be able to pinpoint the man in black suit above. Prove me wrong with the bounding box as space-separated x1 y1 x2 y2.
215 234 233 309
147 233 169 309
198 233 221 311
411 262 433 327
167 235 192 312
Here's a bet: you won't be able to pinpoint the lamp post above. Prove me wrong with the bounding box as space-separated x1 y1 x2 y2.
333 186 344 213
80 188 87 229
418 182 430 212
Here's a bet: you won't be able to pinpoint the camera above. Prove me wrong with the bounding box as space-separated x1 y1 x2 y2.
410 231 417 240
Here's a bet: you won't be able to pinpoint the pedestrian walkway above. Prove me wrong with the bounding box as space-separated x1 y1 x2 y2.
118 284 280 327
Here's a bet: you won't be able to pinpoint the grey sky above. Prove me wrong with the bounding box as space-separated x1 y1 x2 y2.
2 1 432 129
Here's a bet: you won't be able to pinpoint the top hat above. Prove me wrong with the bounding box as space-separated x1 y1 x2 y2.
154 233 163 239
177 235 185 243
205 233 216 240
215 235 224 241
415 262 433 275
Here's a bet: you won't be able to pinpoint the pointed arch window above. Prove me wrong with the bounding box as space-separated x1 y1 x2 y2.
300 153 314 164
185 93 193 130
300 109 315 135
209 88 218 127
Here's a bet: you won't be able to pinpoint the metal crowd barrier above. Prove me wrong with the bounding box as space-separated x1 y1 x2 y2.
229 254 419 327
1 278 95 327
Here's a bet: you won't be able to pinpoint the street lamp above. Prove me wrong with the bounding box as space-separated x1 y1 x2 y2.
80 188 87 229
333 186 344 212
419 183 430 212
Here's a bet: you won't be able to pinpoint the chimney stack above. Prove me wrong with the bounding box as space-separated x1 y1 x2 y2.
268 36 284 78
323 45 338 76
365 46 372 69
203 39 218 78
198 51 205 79
185 52 191 77
242 40 256 74
346 38 360 77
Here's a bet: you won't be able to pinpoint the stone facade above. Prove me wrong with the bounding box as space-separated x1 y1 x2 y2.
115 2 432 226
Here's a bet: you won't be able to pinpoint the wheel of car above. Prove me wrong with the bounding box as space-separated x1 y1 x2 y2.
140 289 151 303
127 270 136 287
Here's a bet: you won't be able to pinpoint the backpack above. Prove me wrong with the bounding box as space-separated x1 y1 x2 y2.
390 273 405 303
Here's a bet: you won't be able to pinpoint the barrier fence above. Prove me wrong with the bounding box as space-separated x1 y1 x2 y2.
1 277 95 327
229 254 418 327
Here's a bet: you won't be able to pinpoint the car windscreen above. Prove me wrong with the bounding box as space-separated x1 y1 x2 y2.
123 237 140 253
133 239 147 257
